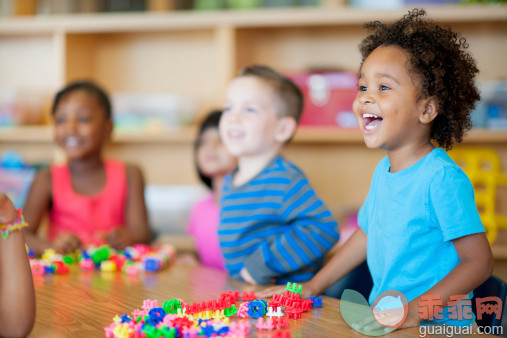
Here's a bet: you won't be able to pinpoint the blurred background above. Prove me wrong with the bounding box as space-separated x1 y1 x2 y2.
0 0 506 277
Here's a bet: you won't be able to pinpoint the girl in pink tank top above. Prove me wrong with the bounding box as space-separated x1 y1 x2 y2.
182 110 237 270
23 81 151 255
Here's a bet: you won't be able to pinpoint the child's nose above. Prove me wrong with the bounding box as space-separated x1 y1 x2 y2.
226 110 241 123
65 119 79 132
359 92 375 104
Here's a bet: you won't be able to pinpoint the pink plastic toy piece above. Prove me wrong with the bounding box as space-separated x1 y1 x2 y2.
182 326 201 336
79 258 95 271
132 244 150 256
256 317 275 331
131 309 148 319
124 264 140 275
142 299 159 310
31 262 45 276
104 323 116 338
237 302 250 318
229 320 251 336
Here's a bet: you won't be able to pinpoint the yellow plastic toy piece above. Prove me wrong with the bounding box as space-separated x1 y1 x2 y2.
100 260 117 273
41 248 58 262
449 147 507 243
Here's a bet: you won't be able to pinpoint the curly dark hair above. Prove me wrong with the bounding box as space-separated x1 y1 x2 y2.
359 9 480 150
52 80 112 120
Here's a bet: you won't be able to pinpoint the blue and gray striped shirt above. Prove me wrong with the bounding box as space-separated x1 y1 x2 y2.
219 155 339 285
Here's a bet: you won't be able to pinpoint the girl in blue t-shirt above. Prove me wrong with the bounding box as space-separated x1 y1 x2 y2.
259 9 493 329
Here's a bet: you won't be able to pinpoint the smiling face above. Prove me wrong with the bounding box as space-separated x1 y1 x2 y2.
353 45 432 152
220 76 291 158
197 128 237 179
54 90 112 160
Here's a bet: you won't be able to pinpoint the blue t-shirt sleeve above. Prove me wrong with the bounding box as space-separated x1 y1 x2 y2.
428 166 485 242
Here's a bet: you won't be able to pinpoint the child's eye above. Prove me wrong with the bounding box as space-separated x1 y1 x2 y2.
55 116 65 124
246 107 256 113
380 85 390 91
78 116 91 122
358 85 367 92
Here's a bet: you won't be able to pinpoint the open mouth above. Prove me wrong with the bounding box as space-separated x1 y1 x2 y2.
362 113 383 130
227 130 244 140
65 136 83 147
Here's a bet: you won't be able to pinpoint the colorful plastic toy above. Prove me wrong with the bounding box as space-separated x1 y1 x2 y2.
105 280 321 337
449 147 507 243
29 244 176 276
100 260 117 273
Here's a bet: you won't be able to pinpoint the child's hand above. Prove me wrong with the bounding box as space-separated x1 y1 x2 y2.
106 228 134 249
398 299 422 329
53 233 82 254
240 267 257 285
0 194 18 224
257 281 316 298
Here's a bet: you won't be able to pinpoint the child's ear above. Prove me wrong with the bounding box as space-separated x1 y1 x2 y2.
274 116 297 143
419 98 438 125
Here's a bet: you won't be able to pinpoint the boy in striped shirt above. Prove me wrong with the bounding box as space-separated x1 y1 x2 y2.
219 65 339 285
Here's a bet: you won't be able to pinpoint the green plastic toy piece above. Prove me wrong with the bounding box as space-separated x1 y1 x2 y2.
285 282 302 293
62 254 75 264
142 325 162 338
224 304 237 317
90 245 110 264
162 299 182 314
158 327 175 338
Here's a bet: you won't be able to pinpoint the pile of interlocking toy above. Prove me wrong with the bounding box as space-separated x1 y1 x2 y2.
28 244 175 276
104 282 323 337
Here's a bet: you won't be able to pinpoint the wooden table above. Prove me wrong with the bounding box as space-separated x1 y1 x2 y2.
31 264 429 337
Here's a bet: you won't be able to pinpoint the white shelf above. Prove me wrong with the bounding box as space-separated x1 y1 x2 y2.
1 125 506 144
0 5 505 34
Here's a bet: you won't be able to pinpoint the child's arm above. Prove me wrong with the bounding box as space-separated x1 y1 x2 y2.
258 228 367 297
106 164 150 248
400 232 493 328
23 169 81 255
240 177 340 285
0 194 35 337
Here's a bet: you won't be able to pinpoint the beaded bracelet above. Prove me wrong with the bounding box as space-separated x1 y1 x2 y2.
0 209 28 239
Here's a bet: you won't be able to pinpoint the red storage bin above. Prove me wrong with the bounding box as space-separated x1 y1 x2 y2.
288 71 358 128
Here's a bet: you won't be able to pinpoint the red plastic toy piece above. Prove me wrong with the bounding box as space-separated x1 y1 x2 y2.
272 329 291 338
219 292 236 308
285 307 302 319
54 261 70 274
277 317 289 329
241 290 257 301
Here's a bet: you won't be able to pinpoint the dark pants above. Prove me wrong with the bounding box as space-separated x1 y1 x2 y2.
322 261 373 300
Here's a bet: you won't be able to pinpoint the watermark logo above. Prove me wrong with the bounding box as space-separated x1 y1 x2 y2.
340 289 504 336
372 290 408 328
476 296 502 320
340 289 407 336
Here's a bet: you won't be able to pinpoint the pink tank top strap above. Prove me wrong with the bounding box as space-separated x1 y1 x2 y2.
48 159 128 245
